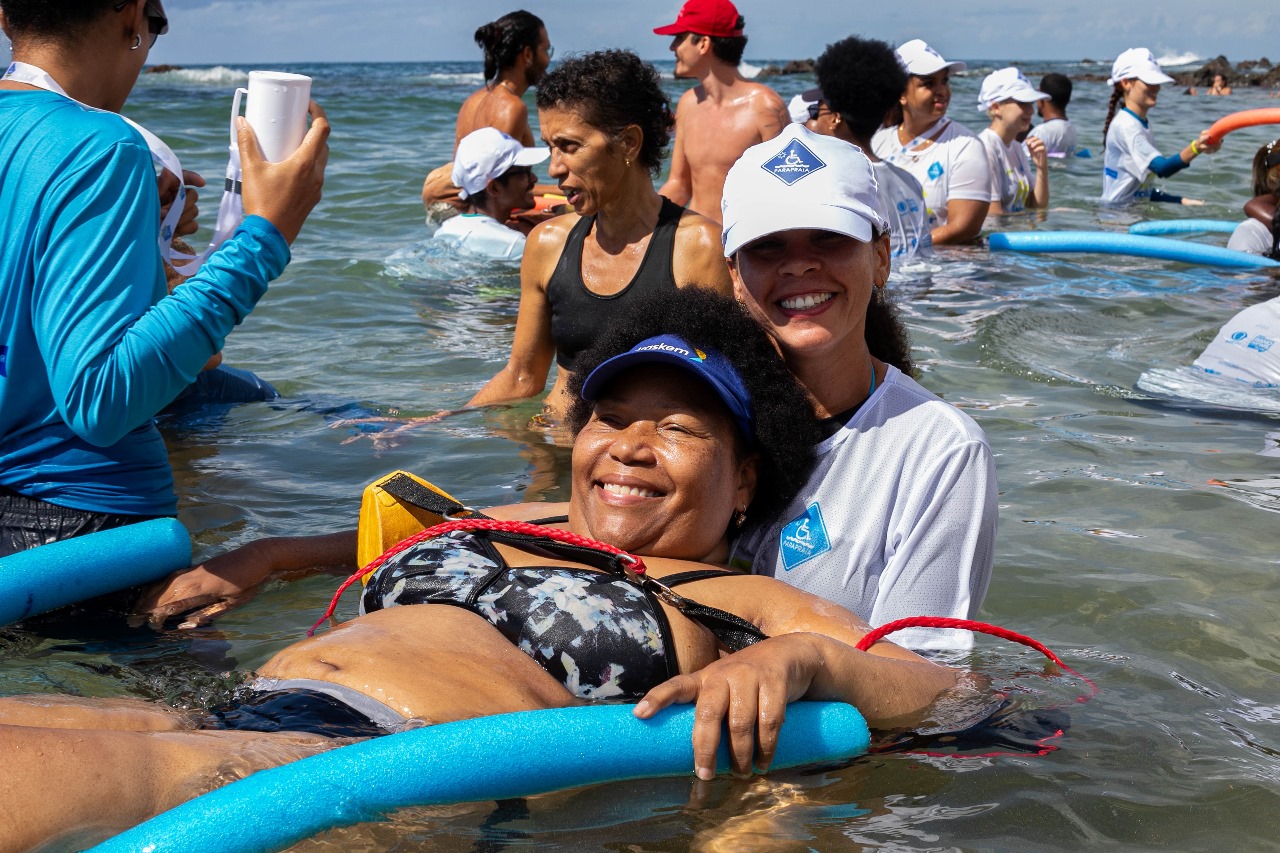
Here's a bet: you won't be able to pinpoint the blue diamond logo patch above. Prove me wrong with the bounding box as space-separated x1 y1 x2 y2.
761 139 826 186
927 161 944 181
779 503 832 571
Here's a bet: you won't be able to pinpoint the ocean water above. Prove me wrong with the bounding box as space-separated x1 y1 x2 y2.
6 60 1280 850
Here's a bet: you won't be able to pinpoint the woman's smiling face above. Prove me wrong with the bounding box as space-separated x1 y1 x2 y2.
569 365 756 563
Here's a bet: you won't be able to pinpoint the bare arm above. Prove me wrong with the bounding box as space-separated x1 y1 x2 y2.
134 530 358 629
1026 136 1050 209
636 574 957 777
671 213 733 295
465 218 564 407
753 86 789 143
658 91 693 206
931 198 990 244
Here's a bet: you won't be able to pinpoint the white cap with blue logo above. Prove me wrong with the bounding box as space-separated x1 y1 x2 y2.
720 124 889 257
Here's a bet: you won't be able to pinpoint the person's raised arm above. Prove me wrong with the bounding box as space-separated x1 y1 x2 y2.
1026 136 1050 208
658 90 694 207
238 101 330 245
465 218 563 407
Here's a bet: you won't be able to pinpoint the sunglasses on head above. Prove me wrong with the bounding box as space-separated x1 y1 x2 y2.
114 0 169 48
1267 140 1280 171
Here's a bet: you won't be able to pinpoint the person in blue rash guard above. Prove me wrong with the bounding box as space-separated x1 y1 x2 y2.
0 0 330 557
1100 48 1220 205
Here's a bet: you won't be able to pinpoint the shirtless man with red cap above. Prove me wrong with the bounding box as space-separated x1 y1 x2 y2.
654 0 787 222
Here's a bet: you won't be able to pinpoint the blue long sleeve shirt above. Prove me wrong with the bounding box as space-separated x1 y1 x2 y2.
0 91 289 515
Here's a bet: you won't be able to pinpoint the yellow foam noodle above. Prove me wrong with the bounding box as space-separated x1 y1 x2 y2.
356 471 467 576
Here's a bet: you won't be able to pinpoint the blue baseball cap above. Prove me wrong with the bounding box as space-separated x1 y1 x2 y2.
580 335 755 444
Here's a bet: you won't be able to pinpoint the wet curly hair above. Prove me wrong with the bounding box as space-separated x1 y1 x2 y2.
0 0 118 38
564 287 823 528
535 50 674 177
815 35 908 142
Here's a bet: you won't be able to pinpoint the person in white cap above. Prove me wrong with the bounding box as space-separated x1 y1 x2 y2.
808 35 932 265
977 67 1050 214
1101 47 1221 205
721 124 997 651
871 39 990 245
433 127 548 259
787 92 818 125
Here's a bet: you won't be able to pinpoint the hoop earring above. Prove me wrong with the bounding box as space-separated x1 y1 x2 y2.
130 34 142 51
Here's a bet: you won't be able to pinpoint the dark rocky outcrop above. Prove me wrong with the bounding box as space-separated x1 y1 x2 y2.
756 59 815 78
144 64 183 74
1168 56 1280 89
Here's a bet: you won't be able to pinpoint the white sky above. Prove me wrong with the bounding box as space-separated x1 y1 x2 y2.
3 0 1277 66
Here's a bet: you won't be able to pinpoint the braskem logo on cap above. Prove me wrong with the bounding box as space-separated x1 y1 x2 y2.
637 342 691 357
779 503 831 570
761 139 826 186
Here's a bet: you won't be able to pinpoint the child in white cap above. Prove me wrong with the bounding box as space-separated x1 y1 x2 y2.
721 124 997 651
977 67 1050 214
1101 48 1221 205
871 39 991 245
434 127 549 259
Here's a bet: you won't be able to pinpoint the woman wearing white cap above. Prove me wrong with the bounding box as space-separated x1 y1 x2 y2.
871 39 991 245
434 127 549 260
978 67 1050 214
1102 48 1221 205
721 124 997 651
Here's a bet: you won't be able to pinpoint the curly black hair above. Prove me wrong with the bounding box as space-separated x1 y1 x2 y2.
535 50 674 177
815 35 908 142
0 0 117 39
564 287 822 528
473 10 545 83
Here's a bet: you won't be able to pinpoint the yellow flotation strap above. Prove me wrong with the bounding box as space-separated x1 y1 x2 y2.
356 471 478 576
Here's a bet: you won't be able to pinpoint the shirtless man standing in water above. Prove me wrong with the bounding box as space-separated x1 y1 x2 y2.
654 0 787 222
422 10 553 213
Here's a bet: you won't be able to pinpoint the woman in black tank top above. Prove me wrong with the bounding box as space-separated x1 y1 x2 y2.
465 50 733 424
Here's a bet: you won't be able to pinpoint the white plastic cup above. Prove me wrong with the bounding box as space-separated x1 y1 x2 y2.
236 71 312 162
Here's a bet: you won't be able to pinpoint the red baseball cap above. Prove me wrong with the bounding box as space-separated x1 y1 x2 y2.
653 0 744 37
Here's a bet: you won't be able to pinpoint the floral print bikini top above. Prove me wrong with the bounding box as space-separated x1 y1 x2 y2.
359 529 765 701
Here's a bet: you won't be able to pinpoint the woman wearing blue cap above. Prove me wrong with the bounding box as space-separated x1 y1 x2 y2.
0 289 957 848
1101 48 1221 205
721 124 998 651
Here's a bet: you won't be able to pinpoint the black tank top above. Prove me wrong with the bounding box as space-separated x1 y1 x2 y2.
548 197 684 372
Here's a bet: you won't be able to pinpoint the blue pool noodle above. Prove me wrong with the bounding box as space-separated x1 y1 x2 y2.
988 231 1280 269
0 518 190 625
1128 220 1239 236
91 702 870 853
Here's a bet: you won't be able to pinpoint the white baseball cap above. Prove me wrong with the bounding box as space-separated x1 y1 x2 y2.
788 92 818 124
1107 48 1174 86
977 67 1050 111
895 38 966 76
451 127 549 199
720 124 889 257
